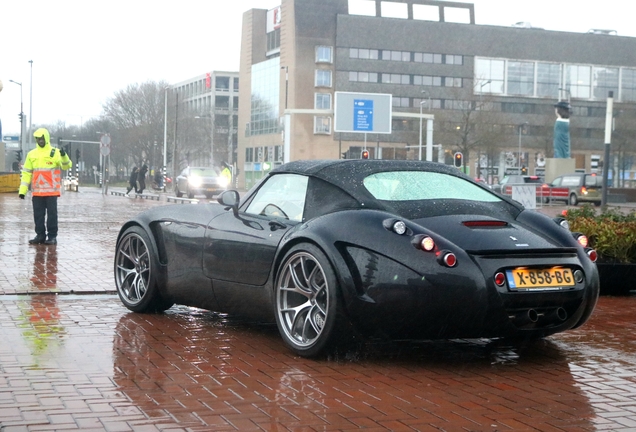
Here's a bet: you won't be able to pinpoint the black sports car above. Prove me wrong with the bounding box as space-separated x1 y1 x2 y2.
114 160 599 357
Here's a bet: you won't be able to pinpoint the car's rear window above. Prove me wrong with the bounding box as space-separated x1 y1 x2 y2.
561 176 582 186
363 171 500 202
585 175 602 187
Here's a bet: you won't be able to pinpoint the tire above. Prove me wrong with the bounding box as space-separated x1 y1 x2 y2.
275 243 350 357
175 185 183 198
187 188 194 199
569 193 578 206
204 193 213 200
114 226 173 313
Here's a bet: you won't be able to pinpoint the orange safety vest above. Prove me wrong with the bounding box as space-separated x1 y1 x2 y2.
31 167 63 196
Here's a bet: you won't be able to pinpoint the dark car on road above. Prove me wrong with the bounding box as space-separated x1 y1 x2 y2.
174 166 228 199
115 160 599 357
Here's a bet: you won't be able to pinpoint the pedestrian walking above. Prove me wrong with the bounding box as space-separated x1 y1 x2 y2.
137 164 148 194
125 167 139 196
18 128 73 245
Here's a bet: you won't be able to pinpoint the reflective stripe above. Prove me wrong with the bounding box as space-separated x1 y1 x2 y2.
32 168 62 196
22 167 33 173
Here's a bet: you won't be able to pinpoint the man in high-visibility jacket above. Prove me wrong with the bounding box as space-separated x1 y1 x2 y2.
19 128 72 245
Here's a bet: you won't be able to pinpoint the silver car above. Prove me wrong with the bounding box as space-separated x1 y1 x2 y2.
174 166 228 199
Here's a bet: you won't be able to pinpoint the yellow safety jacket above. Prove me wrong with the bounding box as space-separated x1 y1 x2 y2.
19 129 72 197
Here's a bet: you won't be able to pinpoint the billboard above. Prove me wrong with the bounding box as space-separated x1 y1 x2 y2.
334 92 392 134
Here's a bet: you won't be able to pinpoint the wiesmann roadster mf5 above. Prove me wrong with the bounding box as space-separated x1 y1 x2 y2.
114 160 599 357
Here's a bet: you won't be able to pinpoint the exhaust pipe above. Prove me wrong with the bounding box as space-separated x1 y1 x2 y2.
544 307 568 322
510 309 539 326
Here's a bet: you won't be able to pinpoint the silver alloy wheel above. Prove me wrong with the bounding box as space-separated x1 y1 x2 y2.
277 251 329 348
115 232 151 307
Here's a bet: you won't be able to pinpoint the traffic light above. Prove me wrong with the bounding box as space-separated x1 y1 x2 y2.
453 152 463 167
75 149 81 160
15 149 23 162
18 112 23 122
361 149 369 159
521 166 527 175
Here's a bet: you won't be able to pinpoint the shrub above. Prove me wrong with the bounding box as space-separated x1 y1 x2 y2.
565 205 636 263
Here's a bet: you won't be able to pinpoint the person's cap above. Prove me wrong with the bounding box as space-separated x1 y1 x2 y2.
554 100 571 110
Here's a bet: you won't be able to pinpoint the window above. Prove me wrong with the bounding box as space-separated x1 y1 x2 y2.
414 75 442 86
315 93 331 110
315 70 332 87
445 55 463 65
349 71 378 83
267 28 281 52
444 77 462 87
316 46 333 63
507 61 534 96
593 66 619 100
536 63 560 98
245 174 308 222
392 97 410 107
621 68 636 102
382 73 409 84
245 147 254 163
475 58 505 94
566 65 592 98
349 48 379 59
314 116 331 134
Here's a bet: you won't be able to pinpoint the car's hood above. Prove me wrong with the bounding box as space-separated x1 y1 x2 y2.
412 214 559 253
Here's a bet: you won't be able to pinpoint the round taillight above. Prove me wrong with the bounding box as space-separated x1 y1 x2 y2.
421 236 435 251
577 234 588 248
443 252 457 267
586 249 598 262
494 272 506 287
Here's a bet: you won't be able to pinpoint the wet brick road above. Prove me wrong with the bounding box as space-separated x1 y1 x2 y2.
1 188 636 431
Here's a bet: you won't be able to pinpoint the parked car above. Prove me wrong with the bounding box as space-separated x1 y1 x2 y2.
114 160 599 357
544 173 602 206
174 166 228 199
491 175 544 194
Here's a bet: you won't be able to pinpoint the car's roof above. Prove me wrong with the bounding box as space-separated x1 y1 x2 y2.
271 159 475 201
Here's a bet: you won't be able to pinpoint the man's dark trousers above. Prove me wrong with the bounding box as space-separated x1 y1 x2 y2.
32 196 58 240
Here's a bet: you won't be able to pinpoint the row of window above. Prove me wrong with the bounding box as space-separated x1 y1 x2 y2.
348 71 463 87
349 48 463 65
245 145 284 163
476 57 636 102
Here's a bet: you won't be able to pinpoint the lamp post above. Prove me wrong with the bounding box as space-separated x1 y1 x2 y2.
28 60 33 150
9 79 24 154
518 122 528 173
418 90 429 161
163 86 169 191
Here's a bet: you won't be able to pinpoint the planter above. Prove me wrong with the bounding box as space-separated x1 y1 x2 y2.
596 262 636 295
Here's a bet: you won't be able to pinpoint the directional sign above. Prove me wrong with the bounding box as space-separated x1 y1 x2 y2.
353 99 374 132
3 135 19 142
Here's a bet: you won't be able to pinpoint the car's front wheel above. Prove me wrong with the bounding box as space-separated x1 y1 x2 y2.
114 226 173 313
275 244 350 357
175 185 183 198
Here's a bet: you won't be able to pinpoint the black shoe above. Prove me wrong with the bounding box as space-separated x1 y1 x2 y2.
44 238 57 245
29 236 46 244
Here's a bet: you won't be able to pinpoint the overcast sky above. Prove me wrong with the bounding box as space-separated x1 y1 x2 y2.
1 0 634 137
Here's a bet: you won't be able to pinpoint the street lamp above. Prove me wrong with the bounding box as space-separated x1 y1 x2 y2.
28 60 33 150
163 86 169 191
518 122 528 173
9 79 24 154
418 90 429 161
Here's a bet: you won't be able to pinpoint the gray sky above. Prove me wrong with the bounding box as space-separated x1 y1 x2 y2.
1 0 633 137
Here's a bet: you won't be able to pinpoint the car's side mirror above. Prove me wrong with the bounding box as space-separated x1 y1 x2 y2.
217 190 240 216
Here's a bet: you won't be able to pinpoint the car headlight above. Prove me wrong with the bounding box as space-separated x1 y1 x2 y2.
189 176 202 187
219 177 229 188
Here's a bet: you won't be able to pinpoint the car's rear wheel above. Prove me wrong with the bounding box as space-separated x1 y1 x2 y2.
114 226 173 313
569 193 578 206
275 244 349 357
175 185 183 198
187 188 194 199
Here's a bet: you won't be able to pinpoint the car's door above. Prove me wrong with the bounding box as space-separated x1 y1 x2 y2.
202 173 309 286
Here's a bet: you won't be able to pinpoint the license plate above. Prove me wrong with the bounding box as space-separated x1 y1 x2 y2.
506 268 575 290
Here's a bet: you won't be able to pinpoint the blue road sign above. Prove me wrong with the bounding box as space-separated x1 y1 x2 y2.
3 135 20 142
353 99 373 131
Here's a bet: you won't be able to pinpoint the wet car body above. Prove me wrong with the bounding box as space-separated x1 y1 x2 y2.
115 160 599 357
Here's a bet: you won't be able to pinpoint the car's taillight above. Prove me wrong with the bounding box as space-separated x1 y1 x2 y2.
581 186 588 195
420 236 435 251
586 248 598 262
494 272 506 287
437 251 457 267
575 234 588 247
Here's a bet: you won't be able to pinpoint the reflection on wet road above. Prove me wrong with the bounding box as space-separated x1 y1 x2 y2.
1 294 635 430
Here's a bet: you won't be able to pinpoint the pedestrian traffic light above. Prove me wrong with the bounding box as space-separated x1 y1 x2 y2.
454 152 463 167
361 149 369 159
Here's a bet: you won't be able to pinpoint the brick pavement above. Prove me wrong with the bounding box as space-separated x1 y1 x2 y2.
1 188 636 431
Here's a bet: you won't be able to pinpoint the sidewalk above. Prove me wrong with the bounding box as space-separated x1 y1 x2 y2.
0 187 165 295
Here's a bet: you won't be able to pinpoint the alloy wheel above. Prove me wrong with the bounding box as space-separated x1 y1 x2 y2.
115 232 151 307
